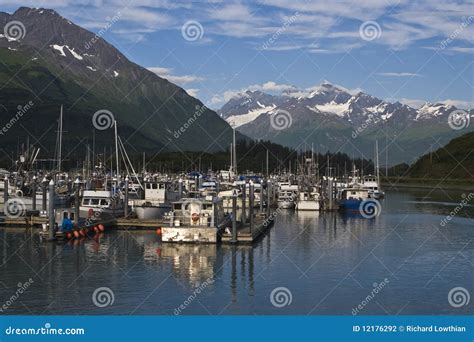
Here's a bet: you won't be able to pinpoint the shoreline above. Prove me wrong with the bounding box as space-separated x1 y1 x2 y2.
382 181 474 191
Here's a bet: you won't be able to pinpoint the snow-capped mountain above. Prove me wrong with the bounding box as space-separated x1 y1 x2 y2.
0 7 238 155
219 83 473 164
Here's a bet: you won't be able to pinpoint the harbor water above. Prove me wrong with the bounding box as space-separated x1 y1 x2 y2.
0 187 473 315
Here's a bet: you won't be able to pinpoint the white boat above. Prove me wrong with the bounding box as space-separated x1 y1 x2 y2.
162 197 230 243
133 180 180 220
295 188 320 211
80 188 124 220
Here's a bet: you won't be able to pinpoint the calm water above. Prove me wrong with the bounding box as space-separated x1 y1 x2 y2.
0 188 473 315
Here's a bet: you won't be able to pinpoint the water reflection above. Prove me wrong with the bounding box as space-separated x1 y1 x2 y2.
0 187 473 315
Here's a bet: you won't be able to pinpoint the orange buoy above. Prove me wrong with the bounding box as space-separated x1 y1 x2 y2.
73 230 80 238
98 224 105 232
94 226 99 233
66 232 72 240
156 227 162 235
80 229 86 237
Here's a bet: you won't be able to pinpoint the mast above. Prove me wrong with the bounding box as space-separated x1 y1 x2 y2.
375 140 380 187
58 105 63 172
266 149 269 177
232 126 237 174
114 120 119 177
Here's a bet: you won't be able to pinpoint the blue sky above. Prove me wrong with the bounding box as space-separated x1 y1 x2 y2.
2 0 473 109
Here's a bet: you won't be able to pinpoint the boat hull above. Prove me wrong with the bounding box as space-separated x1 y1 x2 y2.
296 201 320 211
135 205 170 220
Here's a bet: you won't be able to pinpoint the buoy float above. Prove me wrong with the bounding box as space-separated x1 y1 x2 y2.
80 229 86 237
98 224 105 232
73 230 80 238
66 232 72 240
94 226 99 233
156 227 162 235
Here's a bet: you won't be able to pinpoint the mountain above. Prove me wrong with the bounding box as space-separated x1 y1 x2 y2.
407 131 474 180
0 7 238 167
219 82 473 165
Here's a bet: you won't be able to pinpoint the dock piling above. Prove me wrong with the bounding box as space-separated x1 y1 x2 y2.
124 177 129 218
31 176 37 211
3 178 8 204
48 179 55 241
42 177 47 212
249 181 254 234
74 178 80 226
241 183 246 224
231 190 238 243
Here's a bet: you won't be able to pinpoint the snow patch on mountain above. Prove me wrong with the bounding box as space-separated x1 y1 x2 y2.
313 101 350 117
226 105 276 128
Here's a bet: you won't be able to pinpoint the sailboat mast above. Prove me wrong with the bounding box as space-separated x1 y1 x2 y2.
58 105 63 172
376 140 380 186
232 127 237 174
114 120 119 177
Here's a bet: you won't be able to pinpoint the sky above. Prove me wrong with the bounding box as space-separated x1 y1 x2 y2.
1 0 473 109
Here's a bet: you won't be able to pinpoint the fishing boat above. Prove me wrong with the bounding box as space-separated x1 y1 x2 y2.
295 187 320 211
133 180 180 220
79 188 124 220
162 196 230 243
364 140 385 199
338 187 370 211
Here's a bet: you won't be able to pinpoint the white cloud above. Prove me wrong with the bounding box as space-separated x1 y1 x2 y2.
147 67 204 85
376 72 423 77
399 98 473 110
186 88 199 97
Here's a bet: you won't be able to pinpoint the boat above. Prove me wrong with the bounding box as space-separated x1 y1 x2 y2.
133 180 180 220
162 196 230 243
338 187 370 211
79 188 124 220
295 187 320 211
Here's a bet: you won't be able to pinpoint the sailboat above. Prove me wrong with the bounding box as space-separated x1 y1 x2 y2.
363 140 385 199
